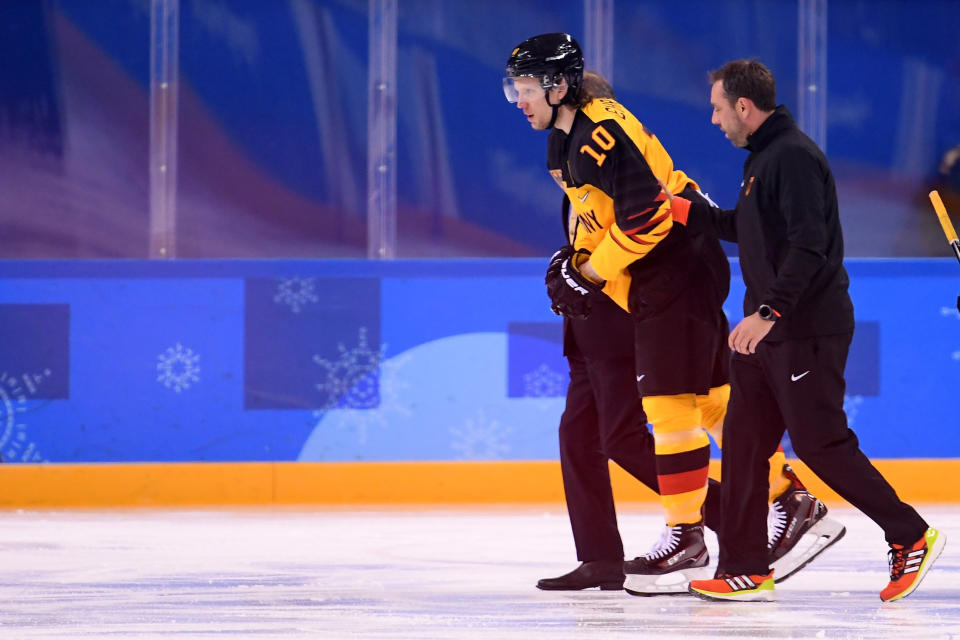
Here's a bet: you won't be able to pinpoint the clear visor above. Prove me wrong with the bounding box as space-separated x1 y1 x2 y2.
502 76 550 104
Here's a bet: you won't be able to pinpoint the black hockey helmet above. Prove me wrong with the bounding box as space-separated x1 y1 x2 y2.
504 33 583 107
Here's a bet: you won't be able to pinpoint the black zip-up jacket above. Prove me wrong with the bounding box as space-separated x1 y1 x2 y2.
685 106 854 340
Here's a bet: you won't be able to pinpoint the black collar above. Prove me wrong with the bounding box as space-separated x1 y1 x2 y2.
745 105 795 153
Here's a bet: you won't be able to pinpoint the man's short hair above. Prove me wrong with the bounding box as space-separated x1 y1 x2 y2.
708 60 776 112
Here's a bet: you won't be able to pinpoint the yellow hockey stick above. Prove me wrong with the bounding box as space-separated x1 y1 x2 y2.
929 190 960 264
929 190 960 312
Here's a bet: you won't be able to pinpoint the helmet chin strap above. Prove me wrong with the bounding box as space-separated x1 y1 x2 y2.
547 105 560 129
545 91 560 129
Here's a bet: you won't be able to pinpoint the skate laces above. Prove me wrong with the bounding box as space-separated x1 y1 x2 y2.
767 501 786 548
643 525 681 559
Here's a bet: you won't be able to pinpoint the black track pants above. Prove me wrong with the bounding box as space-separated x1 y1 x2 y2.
717 332 928 575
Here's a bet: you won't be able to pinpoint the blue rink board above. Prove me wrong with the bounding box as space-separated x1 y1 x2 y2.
0 259 956 463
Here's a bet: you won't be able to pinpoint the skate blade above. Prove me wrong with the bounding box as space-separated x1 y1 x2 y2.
772 517 846 584
624 566 713 596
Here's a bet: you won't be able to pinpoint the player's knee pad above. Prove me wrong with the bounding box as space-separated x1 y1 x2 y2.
644 394 699 433
644 394 708 454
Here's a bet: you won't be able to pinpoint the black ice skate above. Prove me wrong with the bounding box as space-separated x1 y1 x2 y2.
768 465 846 583
623 522 712 596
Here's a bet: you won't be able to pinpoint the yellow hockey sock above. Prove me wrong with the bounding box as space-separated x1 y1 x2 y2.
646 394 710 526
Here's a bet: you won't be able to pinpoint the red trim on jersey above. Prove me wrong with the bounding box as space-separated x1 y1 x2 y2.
610 232 649 254
626 207 656 220
623 234 657 245
624 211 670 233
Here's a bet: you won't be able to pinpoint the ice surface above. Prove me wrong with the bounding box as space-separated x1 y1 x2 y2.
0 505 957 639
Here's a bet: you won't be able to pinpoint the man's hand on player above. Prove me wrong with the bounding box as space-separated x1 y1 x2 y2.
654 176 692 226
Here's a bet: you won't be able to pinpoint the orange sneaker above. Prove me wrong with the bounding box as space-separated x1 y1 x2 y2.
880 527 946 602
688 571 775 602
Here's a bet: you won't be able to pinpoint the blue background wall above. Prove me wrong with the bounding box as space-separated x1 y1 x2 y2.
0 259 957 464
0 2 958 466
2 1 959 258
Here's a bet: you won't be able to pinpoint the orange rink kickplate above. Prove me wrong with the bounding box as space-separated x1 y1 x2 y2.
0 459 957 508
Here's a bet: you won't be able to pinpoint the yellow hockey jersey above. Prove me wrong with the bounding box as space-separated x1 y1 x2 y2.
547 98 699 311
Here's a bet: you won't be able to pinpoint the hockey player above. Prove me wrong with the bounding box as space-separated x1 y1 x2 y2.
505 34 844 594
536 73 725 593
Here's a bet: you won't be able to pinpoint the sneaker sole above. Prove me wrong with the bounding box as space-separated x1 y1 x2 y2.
688 585 776 602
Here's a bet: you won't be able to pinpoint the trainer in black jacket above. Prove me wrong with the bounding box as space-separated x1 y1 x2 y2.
671 59 939 603
683 104 854 341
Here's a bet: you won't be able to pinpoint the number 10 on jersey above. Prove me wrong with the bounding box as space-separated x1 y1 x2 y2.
580 125 615 167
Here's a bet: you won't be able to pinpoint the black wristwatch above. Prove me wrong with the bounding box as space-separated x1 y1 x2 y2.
757 304 777 321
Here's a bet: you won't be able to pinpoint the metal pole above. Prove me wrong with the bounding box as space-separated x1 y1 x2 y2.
149 0 180 258
583 0 614 82
367 0 397 259
798 0 827 152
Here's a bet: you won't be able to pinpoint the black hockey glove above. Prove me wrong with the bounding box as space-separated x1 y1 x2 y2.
545 246 603 319
546 245 573 279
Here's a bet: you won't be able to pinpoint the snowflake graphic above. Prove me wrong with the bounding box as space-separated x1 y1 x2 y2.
274 277 319 313
843 394 864 428
156 343 201 393
314 327 385 410
0 370 50 462
450 410 513 460
312 351 412 445
523 363 565 397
